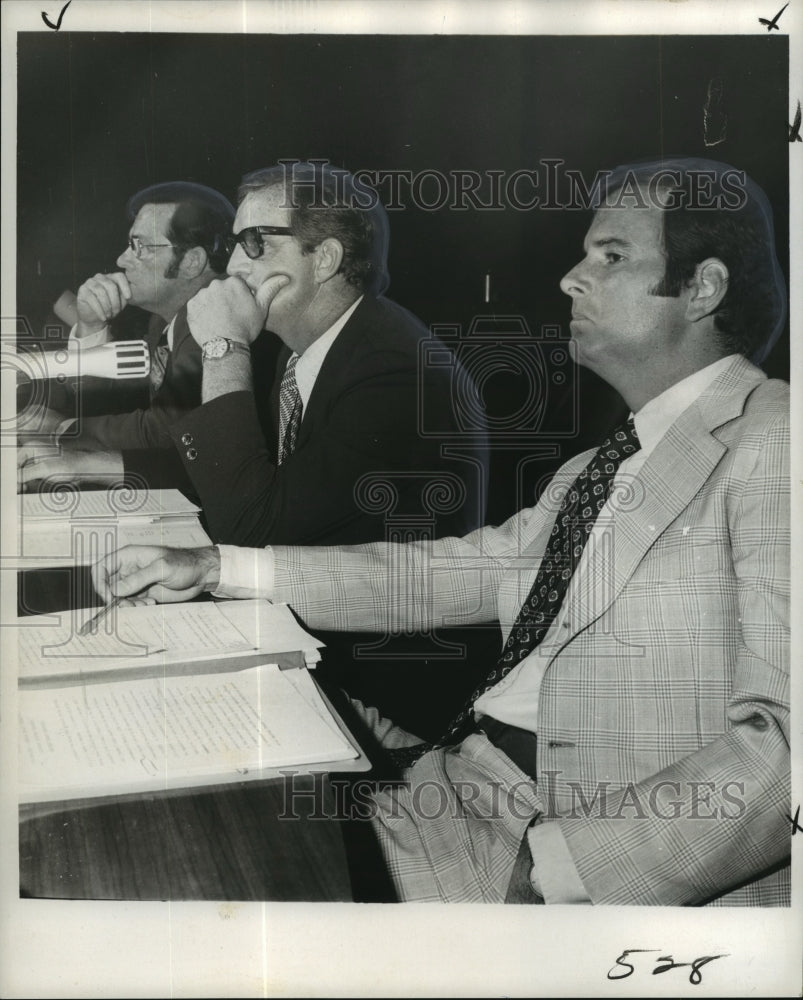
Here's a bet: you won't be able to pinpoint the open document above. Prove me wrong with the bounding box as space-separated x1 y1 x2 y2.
19 662 358 803
17 600 324 686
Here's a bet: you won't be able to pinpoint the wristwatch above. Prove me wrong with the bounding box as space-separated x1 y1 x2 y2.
201 337 251 361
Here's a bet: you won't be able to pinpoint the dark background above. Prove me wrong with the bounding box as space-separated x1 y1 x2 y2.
17 32 790 522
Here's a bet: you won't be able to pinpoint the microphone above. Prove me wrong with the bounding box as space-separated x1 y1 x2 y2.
10 340 151 381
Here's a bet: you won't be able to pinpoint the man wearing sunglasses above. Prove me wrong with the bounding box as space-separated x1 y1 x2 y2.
167 161 485 544
94 157 789 906
25 161 488 735
17 181 234 459
146 161 489 737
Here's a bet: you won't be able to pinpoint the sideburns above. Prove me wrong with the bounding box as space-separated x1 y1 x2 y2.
163 248 185 280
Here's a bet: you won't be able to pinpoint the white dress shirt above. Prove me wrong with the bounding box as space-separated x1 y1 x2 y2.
289 296 362 415
276 296 362 452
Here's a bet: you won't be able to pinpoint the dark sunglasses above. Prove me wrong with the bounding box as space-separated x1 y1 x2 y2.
226 225 293 260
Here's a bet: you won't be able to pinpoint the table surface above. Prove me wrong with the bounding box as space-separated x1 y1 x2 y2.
19 772 354 901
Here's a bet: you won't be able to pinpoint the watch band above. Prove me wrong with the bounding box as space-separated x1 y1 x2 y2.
201 337 251 361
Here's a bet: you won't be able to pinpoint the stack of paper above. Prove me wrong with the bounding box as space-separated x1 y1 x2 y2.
16 487 211 565
16 598 366 803
17 600 325 686
19 662 357 803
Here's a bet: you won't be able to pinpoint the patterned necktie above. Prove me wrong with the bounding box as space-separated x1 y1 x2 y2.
278 353 303 464
389 417 640 770
149 329 170 398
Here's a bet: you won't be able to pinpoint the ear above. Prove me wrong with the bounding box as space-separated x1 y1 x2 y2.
177 246 209 280
686 257 729 323
312 238 345 284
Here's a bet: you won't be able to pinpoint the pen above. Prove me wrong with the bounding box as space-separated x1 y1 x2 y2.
78 596 122 636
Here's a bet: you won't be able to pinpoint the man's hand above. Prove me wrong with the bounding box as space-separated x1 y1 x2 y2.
16 405 66 443
75 272 131 339
187 274 289 347
92 544 221 605
18 444 124 490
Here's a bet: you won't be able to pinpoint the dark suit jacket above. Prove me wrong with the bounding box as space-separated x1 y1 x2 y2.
123 295 493 738
69 305 202 451
120 296 493 736
166 295 488 546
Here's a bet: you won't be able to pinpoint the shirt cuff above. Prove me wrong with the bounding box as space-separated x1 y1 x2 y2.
212 544 276 600
526 821 591 904
68 323 111 347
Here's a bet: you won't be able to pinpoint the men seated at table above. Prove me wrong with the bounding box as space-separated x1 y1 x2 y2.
19 161 492 738
160 161 488 548
17 180 235 456
93 157 790 906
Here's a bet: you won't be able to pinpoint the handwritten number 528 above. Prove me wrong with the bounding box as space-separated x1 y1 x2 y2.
607 949 729 986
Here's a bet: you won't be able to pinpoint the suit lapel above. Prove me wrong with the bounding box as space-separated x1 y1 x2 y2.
145 306 190 357
291 296 376 446
168 305 190 353
567 416 728 634
144 311 166 351
548 356 766 643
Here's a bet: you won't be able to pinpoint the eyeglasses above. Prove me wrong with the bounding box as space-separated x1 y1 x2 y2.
226 225 294 260
126 235 177 259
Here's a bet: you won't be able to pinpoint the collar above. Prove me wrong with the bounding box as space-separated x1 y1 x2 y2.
633 354 740 457
290 296 363 411
164 314 178 351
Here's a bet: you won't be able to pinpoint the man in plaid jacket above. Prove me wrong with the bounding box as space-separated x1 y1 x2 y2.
95 158 790 906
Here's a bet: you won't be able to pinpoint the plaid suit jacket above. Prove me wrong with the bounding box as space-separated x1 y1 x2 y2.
272 356 790 905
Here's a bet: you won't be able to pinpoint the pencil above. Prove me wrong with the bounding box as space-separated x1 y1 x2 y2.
78 596 122 636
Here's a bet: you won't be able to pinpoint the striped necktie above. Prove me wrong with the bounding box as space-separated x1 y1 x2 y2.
389 416 641 769
278 353 302 464
149 328 170 398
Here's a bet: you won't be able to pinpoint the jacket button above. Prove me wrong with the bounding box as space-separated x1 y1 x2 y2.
181 433 193 446
186 448 198 461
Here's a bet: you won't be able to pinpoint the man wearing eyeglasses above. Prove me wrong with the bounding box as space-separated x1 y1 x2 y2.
26 161 489 737
94 157 789 906
145 162 489 737
21 167 486 546
17 181 234 461
149 162 487 555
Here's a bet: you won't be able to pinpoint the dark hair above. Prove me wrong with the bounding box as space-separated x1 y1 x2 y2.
599 157 786 364
126 181 235 276
237 161 390 295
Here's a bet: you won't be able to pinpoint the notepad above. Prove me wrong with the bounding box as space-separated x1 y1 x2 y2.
17 600 324 687
19 662 358 803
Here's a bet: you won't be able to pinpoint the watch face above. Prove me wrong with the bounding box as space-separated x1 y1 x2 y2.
203 338 229 360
